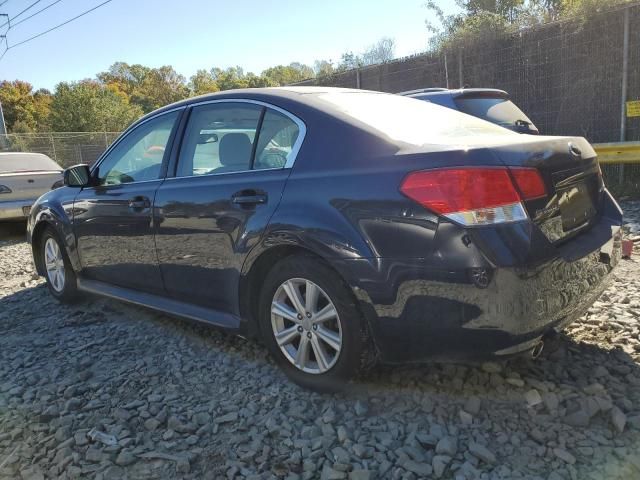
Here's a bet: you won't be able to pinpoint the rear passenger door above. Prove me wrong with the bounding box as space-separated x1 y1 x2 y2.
154 101 304 318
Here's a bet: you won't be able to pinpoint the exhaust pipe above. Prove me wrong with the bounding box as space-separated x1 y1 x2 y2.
531 341 544 360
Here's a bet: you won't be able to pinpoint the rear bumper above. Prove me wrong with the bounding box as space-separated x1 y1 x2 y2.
0 199 36 220
334 191 623 364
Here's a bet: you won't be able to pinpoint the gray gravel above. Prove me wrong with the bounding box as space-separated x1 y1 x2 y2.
0 201 639 480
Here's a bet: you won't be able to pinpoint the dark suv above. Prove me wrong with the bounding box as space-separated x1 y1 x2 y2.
400 87 539 134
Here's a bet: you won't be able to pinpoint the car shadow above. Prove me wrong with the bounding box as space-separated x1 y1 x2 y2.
2 265 639 478
0 221 27 242
2 271 637 401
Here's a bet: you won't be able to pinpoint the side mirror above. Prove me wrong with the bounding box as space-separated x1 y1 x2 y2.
63 164 92 187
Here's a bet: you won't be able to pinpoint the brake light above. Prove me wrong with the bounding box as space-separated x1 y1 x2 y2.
509 168 546 199
400 167 546 226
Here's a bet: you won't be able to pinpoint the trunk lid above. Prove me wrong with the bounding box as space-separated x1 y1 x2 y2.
491 136 603 243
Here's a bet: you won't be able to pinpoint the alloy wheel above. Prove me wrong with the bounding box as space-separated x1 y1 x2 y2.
44 237 65 293
271 278 342 374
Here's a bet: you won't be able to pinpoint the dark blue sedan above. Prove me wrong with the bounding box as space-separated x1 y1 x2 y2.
27 87 622 391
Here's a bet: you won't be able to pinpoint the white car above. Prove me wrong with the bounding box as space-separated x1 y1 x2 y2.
0 152 63 221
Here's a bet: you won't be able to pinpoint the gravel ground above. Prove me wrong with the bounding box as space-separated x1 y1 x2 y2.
0 202 639 480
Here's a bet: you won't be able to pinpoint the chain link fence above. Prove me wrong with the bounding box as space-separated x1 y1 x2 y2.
294 4 640 197
0 136 636 198
0 132 121 168
600 164 640 198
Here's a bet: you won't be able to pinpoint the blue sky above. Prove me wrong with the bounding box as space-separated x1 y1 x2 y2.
0 0 459 90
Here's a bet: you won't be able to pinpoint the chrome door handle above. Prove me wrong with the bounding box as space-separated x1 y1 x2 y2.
232 191 267 205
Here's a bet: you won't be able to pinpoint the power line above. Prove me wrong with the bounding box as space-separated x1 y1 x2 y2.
0 0 43 29
3 0 114 53
10 0 65 29
0 1 9 8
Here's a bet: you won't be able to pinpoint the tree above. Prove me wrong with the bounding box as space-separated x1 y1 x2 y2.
211 66 248 90
361 37 396 65
136 66 190 111
0 80 51 132
337 52 362 71
189 69 219 96
335 37 397 72
424 0 628 51
262 63 314 85
49 80 143 132
97 62 150 99
314 60 335 77
98 62 189 113
208 66 274 90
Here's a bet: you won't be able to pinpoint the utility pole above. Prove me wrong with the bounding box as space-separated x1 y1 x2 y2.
619 6 630 186
0 18 7 139
0 100 6 136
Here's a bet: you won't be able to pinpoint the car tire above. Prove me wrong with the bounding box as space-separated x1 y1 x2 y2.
40 227 78 303
258 254 372 392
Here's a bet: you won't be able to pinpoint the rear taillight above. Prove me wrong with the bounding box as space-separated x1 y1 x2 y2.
509 167 546 199
400 167 546 226
0 185 11 194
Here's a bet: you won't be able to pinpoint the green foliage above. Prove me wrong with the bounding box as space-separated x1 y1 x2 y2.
560 0 631 18
314 60 336 78
0 80 51 132
336 37 396 72
189 69 219 96
0 36 393 133
426 0 631 52
49 80 143 132
262 63 314 85
97 63 189 113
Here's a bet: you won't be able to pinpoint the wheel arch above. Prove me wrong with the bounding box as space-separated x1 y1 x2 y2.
239 242 373 345
30 207 80 276
31 220 52 276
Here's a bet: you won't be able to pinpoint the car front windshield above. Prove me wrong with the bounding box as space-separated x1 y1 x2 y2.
316 91 517 146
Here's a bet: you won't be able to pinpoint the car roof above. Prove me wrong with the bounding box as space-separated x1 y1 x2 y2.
0 152 51 157
130 86 397 131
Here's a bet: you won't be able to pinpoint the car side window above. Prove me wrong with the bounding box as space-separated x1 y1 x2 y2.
253 109 300 170
177 103 262 177
96 110 179 186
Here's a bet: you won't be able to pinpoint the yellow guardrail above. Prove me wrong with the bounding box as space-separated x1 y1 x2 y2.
593 142 640 165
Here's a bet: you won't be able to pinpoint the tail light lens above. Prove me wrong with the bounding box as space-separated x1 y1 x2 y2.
0 185 11 194
400 167 546 226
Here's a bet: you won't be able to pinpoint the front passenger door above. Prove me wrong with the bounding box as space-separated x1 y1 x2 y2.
73 109 181 293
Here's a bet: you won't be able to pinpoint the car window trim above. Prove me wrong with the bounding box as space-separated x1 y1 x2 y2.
249 107 267 170
169 98 307 179
89 106 186 185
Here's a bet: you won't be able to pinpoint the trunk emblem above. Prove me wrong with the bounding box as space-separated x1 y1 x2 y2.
568 143 582 157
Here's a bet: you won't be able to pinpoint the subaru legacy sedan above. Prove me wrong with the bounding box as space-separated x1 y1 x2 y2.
27 87 622 391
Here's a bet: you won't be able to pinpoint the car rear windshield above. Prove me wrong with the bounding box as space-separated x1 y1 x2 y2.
0 153 61 174
454 96 535 130
316 91 517 146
